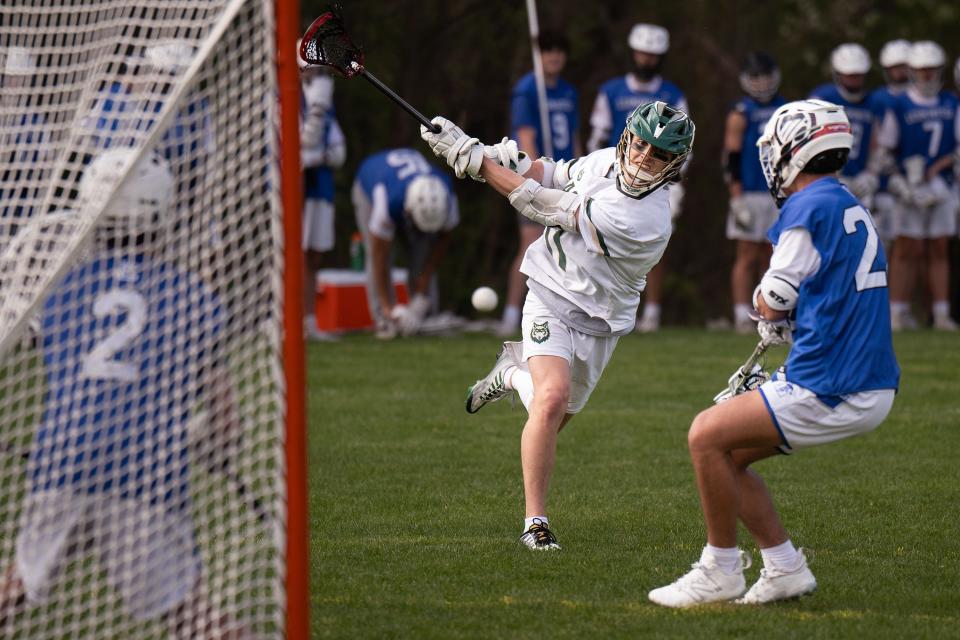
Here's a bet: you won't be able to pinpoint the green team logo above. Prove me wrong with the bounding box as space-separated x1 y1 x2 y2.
530 321 550 344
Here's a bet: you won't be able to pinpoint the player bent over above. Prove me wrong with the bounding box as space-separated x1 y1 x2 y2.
0 151 255 638
649 100 900 607
421 101 695 550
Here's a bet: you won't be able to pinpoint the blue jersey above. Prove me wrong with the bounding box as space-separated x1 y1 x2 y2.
32 252 224 512
768 178 899 397
356 148 454 226
732 95 787 193
808 84 884 176
510 72 579 160
598 76 686 148
886 91 958 181
84 82 213 167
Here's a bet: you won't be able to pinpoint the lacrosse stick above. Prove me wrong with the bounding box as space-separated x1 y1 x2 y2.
299 5 440 133
713 339 771 404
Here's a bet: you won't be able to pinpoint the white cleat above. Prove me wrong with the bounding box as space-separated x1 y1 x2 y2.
736 549 817 604
465 341 523 414
648 550 752 608
635 315 660 334
933 315 958 332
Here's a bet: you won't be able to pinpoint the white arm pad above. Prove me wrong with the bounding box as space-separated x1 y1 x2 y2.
508 179 580 232
539 157 557 188
754 278 797 312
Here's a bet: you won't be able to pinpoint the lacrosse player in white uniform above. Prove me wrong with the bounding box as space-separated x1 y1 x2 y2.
421 101 695 550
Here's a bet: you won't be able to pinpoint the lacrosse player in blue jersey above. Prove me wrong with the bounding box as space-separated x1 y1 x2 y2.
0 151 252 638
724 52 787 334
299 48 346 342
650 99 899 607
876 41 959 331
809 44 887 210
588 24 689 332
352 148 459 339
500 30 582 337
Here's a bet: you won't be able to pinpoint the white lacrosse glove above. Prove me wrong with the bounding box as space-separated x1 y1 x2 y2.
482 137 532 176
912 176 951 208
846 171 879 202
729 195 752 230
668 182 685 220
757 319 792 346
420 117 483 180
887 174 915 207
390 293 431 336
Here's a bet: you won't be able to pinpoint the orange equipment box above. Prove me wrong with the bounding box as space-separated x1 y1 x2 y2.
314 268 408 331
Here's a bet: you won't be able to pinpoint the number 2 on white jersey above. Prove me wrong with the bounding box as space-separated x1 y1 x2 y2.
82 289 147 382
843 205 886 291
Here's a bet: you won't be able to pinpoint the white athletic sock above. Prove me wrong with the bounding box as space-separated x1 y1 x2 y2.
511 369 534 410
524 516 548 532
932 300 950 319
734 304 752 324
703 544 742 575
760 540 801 572
501 305 521 328
890 301 909 315
642 302 661 321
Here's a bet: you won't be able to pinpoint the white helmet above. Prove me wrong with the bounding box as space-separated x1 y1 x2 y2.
908 41 945 97
144 39 195 74
756 99 852 204
79 148 174 240
3 46 36 76
628 24 669 55
879 39 911 68
404 175 448 233
831 43 871 75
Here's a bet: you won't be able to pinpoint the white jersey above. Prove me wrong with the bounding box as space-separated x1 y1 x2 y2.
520 147 672 334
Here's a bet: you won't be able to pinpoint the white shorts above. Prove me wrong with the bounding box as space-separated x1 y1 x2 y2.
16 490 200 621
303 198 335 252
758 378 895 454
726 192 779 242
521 290 619 414
871 193 898 243
892 182 958 239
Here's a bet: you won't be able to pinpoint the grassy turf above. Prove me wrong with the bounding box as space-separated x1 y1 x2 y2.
306 330 959 639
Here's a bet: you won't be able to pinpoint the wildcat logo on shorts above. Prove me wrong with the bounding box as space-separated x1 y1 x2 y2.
530 320 550 344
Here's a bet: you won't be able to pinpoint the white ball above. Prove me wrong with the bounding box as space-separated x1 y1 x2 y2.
471 286 498 312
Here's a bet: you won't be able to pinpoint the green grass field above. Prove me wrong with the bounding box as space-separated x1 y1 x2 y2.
307 330 960 639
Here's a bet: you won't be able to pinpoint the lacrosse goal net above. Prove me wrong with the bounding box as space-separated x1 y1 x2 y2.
0 0 307 637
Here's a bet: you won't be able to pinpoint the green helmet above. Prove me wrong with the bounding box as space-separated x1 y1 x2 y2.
615 101 695 197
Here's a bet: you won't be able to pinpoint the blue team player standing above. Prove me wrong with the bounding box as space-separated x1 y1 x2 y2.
809 44 886 209
723 52 788 334
499 30 581 337
650 99 899 607
877 41 959 331
351 148 459 339
588 23 689 332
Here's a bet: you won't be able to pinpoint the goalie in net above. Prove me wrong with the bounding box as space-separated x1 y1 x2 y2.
0 1 290 637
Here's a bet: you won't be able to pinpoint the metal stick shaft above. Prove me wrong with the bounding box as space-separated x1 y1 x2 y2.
360 69 440 133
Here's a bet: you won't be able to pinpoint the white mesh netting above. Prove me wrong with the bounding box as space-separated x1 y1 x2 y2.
0 1 288 638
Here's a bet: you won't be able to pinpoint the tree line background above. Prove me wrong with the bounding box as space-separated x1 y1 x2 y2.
302 0 960 324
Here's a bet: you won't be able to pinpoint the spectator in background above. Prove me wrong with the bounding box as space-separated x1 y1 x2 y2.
352 148 459 339
809 44 885 211
299 51 346 342
588 23 689 333
499 30 581 337
723 52 787 334
877 41 958 331
871 39 913 248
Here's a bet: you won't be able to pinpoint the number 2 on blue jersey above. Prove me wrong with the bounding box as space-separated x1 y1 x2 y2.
843 205 886 291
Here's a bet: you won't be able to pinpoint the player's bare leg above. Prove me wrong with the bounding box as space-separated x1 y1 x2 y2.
303 249 337 341
927 237 956 330
0 566 26 626
169 582 254 640
499 224 541 337
729 447 788 548
889 236 921 329
731 241 769 333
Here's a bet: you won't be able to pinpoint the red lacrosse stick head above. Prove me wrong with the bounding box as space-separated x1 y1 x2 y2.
299 5 365 78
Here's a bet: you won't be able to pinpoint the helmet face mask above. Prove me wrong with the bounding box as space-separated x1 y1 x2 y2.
830 43 871 102
908 41 946 97
739 51 780 103
615 101 694 198
756 99 853 206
